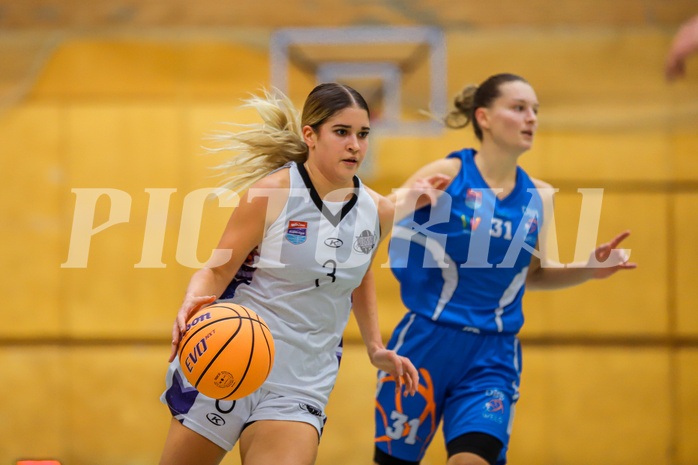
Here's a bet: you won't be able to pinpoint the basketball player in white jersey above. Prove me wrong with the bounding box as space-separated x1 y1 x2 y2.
158 83 420 465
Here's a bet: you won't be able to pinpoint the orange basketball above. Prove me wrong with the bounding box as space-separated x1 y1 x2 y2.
178 302 275 400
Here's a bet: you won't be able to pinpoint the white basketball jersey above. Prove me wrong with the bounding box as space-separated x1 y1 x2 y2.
228 162 380 407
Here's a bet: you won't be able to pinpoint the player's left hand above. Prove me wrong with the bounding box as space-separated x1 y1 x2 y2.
370 348 419 396
587 230 638 279
666 16 698 81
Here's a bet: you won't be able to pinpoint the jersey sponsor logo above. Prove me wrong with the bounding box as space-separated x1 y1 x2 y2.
324 237 343 248
353 230 377 254
460 214 482 233
286 220 308 244
206 412 226 426
465 188 483 209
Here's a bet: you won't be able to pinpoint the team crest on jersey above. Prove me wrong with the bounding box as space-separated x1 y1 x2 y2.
525 217 538 234
286 221 308 244
353 230 377 254
465 188 483 209
524 216 539 247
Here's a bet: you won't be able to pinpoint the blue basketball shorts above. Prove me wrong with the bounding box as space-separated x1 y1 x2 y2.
374 312 522 465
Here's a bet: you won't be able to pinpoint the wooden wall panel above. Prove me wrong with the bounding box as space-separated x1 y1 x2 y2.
62 103 187 337
33 40 184 99
32 40 271 101
672 131 698 181
66 347 170 465
0 105 64 337
2 346 174 465
677 349 698 465
1 0 695 29
675 194 698 336
0 348 68 463
510 347 671 465
534 131 672 182
445 30 685 105
180 43 269 98
65 103 181 188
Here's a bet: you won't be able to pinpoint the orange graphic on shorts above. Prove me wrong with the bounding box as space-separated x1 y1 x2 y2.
375 368 437 457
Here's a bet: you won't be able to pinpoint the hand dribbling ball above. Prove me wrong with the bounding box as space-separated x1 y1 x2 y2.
179 302 275 400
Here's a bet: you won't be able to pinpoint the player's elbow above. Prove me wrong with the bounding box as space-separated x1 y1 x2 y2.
525 267 546 291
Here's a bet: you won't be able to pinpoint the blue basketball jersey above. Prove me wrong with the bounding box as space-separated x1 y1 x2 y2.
389 148 544 334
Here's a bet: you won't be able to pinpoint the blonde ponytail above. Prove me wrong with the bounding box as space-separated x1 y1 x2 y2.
208 89 308 195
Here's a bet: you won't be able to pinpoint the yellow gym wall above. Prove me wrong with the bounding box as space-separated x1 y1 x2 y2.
1 27 698 465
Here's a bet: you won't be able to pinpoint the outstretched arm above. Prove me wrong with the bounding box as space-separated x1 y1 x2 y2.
527 230 637 291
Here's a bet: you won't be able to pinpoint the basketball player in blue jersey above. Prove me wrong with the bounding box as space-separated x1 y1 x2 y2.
373 74 637 465
158 83 419 465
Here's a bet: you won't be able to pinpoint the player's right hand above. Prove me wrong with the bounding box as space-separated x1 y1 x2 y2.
168 295 216 362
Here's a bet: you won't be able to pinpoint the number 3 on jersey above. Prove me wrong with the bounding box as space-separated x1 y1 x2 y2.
315 259 337 287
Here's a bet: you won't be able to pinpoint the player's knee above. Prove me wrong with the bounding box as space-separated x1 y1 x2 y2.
446 432 503 465
446 452 491 465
